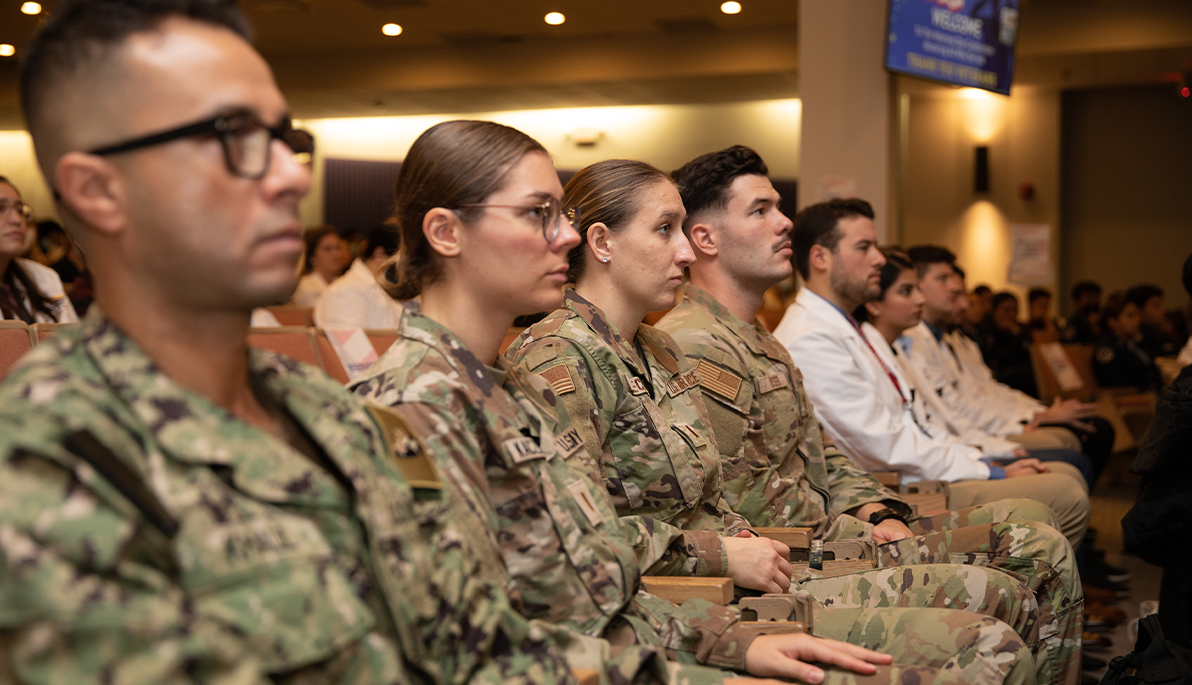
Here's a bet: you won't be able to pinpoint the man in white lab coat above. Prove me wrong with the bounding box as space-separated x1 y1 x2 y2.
773 199 1089 549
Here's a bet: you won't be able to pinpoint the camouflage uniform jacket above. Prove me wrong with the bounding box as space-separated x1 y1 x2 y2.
507 291 751 561
351 309 802 674
656 285 910 538
0 309 572 685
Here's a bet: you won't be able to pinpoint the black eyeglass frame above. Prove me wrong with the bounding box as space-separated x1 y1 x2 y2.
453 197 581 243
87 111 307 180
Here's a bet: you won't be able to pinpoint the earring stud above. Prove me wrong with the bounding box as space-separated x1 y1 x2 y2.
602 256 610 263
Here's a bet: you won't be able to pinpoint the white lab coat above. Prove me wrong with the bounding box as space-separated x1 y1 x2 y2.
894 328 1019 456
1 259 78 324
313 259 403 330
946 329 1045 425
772 288 991 485
291 272 330 309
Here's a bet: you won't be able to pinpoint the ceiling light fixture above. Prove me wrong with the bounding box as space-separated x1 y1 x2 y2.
0 45 14 57
20 2 41 15
721 1 742 14
544 12 565 25
382 23 402 36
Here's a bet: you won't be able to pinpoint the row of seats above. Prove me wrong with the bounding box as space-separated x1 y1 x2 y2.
0 319 529 385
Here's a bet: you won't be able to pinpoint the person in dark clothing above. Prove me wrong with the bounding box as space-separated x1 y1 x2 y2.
1092 292 1159 391
1027 288 1060 343
1122 257 1192 646
1062 280 1102 344
981 291 1039 397
1127 284 1181 360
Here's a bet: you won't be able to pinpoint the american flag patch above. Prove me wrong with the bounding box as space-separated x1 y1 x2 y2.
539 362 576 394
696 359 742 401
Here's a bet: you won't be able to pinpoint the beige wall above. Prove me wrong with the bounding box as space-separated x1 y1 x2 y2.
901 83 1063 311
0 131 58 223
297 99 802 227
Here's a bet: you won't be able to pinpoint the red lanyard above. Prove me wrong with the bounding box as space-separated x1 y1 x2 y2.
848 316 906 401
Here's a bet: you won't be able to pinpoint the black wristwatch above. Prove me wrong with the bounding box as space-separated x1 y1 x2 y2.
868 507 907 526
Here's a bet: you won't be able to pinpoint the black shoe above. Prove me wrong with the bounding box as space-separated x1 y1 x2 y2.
1088 550 1131 583
1083 673 1100 685
1084 564 1131 596
1083 655 1108 671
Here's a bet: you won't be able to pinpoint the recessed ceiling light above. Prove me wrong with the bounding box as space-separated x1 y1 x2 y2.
382 23 402 36
544 12 565 25
20 2 41 15
0 45 14 57
721 1 742 14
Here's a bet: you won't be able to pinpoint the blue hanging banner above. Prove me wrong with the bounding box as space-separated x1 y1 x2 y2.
885 0 1020 95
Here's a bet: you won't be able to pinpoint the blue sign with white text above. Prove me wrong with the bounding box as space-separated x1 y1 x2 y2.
886 0 1020 95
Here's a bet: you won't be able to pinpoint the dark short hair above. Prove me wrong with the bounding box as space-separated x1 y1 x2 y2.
953 264 966 281
20 0 251 136
853 249 914 323
790 198 874 279
1125 284 1163 310
1102 291 1133 322
670 145 768 232
905 245 956 279
364 221 399 260
973 285 993 297
301 225 341 275
1028 287 1051 304
991 291 1019 311
1071 280 1102 301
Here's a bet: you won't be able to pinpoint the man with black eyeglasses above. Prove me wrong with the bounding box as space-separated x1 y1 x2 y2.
0 1 577 683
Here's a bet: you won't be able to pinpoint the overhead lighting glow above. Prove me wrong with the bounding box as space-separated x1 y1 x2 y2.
544 12 565 25
20 2 41 15
382 23 402 36
721 1 742 14
0 45 14 57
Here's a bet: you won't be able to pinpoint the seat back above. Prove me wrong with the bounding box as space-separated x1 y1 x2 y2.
313 333 351 385
247 327 322 369
32 322 78 343
267 305 314 327
0 321 35 381
364 329 399 357
499 326 525 356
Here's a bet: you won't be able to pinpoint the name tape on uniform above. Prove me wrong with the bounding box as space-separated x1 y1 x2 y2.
539 362 576 395
553 427 585 458
696 359 743 401
503 436 546 464
627 377 649 396
567 481 605 527
666 370 700 397
757 372 789 394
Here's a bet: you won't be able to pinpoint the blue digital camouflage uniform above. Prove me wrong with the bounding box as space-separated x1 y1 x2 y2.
657 284 1085 685
0 309 574 685
352 308 1035 685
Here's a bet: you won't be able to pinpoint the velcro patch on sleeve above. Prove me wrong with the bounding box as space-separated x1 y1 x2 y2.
696 358 743 401
758 372 790 394
539 362 577 395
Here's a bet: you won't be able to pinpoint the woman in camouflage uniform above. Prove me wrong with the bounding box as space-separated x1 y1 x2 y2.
351 122 1036 685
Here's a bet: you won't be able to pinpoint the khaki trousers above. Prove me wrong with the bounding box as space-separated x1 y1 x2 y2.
1008 426 1082 452
946 461 1090 549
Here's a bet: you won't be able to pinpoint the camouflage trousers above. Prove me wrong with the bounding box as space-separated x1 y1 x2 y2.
882 499 1081 685
582 593 1033 685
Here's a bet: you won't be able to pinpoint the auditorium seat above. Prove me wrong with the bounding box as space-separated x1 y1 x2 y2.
313 333 351 385
32 322 78 342
0 321 35 381
499 326 525 355
247 327 323 369
267 305 314 327
364 329 399 357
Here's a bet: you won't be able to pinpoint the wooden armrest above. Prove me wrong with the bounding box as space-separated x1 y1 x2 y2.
754 527 812 548
572 669 600 685
792 559 876 577
641 576 734 605
901 492 948 517
901 480 947 494
871 471 902 489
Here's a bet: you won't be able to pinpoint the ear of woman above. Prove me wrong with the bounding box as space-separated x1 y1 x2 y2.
586 222 610 264
422 207 462 258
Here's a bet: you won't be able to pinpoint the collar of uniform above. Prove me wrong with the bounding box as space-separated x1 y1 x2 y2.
81 307 350 508
922 318 946 342
562 289 682 376
793 287 858 339
683 284 789 363
400 308 502 399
